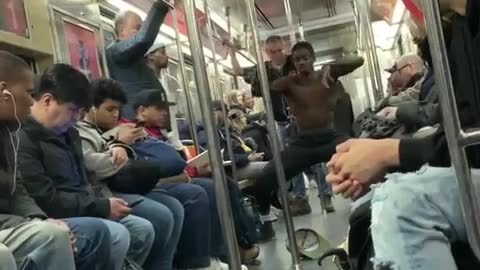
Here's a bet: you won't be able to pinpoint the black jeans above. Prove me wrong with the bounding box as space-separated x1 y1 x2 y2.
252 128 348 214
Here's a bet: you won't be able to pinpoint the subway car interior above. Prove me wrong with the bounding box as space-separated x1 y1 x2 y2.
1 0 480 270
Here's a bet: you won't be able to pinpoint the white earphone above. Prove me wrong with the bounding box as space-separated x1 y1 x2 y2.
3 88 20 194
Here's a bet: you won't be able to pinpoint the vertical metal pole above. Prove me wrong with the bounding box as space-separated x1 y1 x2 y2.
357 0 384 99
202 0 239 181
226 6 239 87
172 2 200 152
421 0 480 259
183 0 243 269
283 0 297 44
245 0 302 269
298 18 305 41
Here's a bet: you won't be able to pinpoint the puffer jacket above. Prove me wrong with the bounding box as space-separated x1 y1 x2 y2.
0 123 46 230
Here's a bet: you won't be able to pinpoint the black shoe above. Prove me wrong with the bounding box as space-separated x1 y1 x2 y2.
257 221 275 242
289 198 312 217
321 196 335 213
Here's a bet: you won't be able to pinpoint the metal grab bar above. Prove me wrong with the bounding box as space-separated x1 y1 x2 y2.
201 0 239 181
244 0 302 269
171 4 201 153
421 0 480 260
183 0 243 269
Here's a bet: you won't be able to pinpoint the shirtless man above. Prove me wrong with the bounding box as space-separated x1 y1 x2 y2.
251 41 364 216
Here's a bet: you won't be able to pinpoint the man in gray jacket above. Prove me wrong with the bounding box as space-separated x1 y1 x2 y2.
107 0 172 121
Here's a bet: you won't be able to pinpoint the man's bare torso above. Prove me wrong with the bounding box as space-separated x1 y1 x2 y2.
282 71 340 130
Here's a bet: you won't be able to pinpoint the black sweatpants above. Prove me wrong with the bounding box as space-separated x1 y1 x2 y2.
252 128 348 214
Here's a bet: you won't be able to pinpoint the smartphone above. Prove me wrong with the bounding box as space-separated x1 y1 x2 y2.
128 198 144 208
135 121 146 128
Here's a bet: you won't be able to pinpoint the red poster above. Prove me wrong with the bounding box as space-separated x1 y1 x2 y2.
63 21 101 80
164 6 207 36
0 0 29 38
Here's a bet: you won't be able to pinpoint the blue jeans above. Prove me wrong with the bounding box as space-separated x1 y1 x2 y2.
64 217 112 270
119 192 183 270
313 164 332 200
158 181 213 268
101 215 153 270
193 177 257 251
371 166 469 270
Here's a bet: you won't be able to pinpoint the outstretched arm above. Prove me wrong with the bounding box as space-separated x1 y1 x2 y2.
108 1 171 63
271 76 291 93
327 55 365 79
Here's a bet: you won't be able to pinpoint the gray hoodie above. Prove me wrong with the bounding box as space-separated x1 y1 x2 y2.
76 121 135 197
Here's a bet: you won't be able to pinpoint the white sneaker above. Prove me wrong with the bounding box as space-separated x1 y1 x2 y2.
209 258 248 270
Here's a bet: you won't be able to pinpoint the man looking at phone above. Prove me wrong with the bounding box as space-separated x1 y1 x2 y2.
17 64 156 270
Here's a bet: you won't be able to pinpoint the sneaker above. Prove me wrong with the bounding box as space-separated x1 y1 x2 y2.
289 198 312 216
209 259 248 270
257 221 275 242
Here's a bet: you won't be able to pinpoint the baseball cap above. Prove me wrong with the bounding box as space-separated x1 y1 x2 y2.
133 89 176 111
145 40 172 56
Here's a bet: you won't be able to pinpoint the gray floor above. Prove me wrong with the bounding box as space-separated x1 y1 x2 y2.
250 190 352 270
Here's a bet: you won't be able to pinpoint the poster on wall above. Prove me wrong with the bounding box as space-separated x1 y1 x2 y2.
63 20 101 80
0 0 29 38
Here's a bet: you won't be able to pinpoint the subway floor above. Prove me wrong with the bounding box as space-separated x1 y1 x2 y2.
250 189 352 270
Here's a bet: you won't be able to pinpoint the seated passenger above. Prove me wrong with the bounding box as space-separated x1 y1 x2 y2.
17 64 154 270
251 41 364 222
375 53 425 111
80 80 255 268
327 0 480 269
0 51 113 270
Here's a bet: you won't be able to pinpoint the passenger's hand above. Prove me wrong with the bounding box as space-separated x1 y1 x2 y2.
117 124 145 145
248 152 265 161
196 164 211 177
320 65 334 88
110 147 128 167
376 106 398 120
46 219 77 254
108 198 131 220
327 139 400 187
327 154 365 200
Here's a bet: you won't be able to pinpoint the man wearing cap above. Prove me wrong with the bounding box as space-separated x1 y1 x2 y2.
145 42 185 151
107 0 171 121
376 54 426 114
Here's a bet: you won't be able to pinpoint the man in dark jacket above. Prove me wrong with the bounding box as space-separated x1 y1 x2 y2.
18 64 156 270
0 51 113 270
327 0 480 269
107 0 171 121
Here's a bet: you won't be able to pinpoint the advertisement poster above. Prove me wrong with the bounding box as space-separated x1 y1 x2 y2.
0 0 29 38
63 20 101 80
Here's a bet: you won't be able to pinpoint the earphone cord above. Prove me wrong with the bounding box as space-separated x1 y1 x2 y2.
6 92 20 195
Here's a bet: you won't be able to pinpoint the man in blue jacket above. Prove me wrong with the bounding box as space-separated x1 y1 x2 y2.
107 0 171 121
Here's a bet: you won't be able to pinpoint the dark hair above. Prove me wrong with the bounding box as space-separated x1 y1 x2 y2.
91 79 127 108
282 55 296 76
265 35 282 44
133 89 172 111
34 64 92 109
291 41 315 57
0 51 31 83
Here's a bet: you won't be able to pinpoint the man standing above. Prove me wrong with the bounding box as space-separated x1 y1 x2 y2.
107 0 171 121
145 42 184 151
